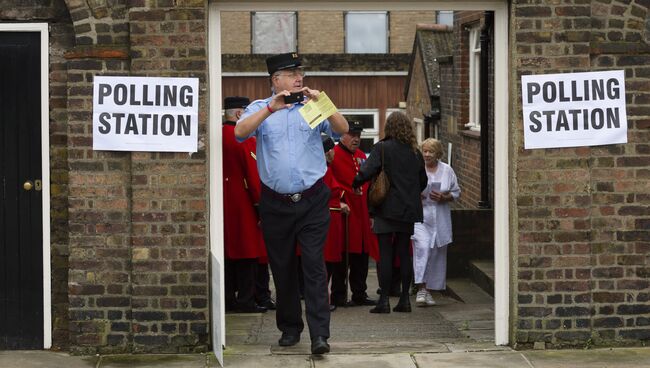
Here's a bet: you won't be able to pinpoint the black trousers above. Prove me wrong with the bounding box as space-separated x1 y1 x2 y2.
259 184 331 339
256 263 272 304
331 251 371 304
376 232 412 299
225 258 258 309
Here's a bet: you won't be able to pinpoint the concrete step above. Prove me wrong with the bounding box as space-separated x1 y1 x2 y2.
445 278 494 305
469 259 495 298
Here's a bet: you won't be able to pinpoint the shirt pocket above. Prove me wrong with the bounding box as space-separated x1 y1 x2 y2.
299 123 321 154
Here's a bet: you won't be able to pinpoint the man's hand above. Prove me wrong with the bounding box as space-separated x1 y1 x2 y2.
269 90 294 112
301 87 320 102
340 203 350 215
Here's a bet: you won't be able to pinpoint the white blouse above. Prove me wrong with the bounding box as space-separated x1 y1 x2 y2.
413 161 461 248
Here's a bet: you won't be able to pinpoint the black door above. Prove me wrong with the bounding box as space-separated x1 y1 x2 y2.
0 32 43 349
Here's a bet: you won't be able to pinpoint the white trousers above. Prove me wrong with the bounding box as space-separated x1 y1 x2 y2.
413 244 448 290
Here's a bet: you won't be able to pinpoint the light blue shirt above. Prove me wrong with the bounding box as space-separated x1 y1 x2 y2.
237 96 333 194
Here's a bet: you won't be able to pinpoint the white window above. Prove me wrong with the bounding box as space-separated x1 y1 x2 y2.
340 110 380 154
345 12 388 53
436 11 454 27
466 25 481 131
252 12 297 54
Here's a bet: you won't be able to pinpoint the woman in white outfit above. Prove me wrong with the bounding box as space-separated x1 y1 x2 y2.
412 138 460 306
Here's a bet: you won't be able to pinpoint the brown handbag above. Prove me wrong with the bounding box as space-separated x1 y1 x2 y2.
368 142 390 207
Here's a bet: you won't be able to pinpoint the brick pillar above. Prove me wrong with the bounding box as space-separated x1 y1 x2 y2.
65 47 132 354
128 3 209 353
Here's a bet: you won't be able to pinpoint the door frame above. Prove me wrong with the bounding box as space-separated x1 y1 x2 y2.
0 23 51 349
208 0 510 356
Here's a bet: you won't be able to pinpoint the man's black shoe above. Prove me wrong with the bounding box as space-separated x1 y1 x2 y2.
310 336 330 355
329 304 337 312
332 299 348 307
258 299 276 310
351 297 377 306
236 304 267 313
278 333 300 347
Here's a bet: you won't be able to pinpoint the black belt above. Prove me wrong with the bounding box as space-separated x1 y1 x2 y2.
262 178 324 204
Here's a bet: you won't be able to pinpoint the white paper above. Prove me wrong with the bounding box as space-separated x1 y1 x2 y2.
93 76 199 152
521 70 627 149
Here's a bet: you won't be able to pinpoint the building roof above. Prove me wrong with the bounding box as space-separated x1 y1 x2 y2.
404 24 453 99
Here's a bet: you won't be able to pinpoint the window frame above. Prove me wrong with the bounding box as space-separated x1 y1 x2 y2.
467 24 481 131
344 11 389 54
251 11 297 54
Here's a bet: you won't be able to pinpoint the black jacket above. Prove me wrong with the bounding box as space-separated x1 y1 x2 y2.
353 138 427 223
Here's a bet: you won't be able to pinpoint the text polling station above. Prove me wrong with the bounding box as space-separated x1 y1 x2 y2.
93 76 199 152
521 70 627 149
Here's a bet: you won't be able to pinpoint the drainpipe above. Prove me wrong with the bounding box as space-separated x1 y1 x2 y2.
478 11 493 209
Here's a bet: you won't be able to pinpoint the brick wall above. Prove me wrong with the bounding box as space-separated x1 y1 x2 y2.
64 0 208 354
220 12 251 54
389 11 437 53
512 0 650 348
220 10 436 56
436 11 494 209
299 12 344 53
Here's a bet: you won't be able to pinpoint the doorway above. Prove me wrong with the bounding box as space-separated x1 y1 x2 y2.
0 24 51 350
208 1 510 364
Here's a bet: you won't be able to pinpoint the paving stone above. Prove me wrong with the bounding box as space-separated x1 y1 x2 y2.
523 348 650 368
100 354 207 367
413 351 531 367
223 354 311 367
0 351 97 368
313 353 416 368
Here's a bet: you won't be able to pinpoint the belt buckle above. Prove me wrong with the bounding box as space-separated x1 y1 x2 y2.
290 193 302 203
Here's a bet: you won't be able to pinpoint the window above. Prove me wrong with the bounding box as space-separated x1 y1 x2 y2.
252 12 296 54
340 110 380 154
345 12 388 53
467 25 481 131
436 11 454 27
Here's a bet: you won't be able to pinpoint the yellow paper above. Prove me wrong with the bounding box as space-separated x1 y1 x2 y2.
299 92 338 129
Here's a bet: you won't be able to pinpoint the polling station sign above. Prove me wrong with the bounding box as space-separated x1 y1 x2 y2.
521 70 627 149
93 76 199 152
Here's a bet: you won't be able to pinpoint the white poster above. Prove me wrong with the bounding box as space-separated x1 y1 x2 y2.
521 70 627 149
93 76 199 152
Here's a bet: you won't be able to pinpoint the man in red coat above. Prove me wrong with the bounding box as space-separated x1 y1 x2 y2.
329 121 378 307
223 96 267 313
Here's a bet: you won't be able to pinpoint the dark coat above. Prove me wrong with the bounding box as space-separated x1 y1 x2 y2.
353 138 427 224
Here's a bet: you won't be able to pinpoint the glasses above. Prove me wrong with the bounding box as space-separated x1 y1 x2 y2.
275 69 305 78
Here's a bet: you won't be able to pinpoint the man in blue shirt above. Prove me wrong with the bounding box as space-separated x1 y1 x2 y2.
235 53 348 354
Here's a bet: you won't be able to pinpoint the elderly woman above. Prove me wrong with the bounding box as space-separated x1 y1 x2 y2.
412 138 460 306
352 111 427 313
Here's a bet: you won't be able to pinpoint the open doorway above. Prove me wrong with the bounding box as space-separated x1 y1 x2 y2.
208 1 509 364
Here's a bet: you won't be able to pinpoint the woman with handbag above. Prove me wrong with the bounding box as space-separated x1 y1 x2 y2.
352 111 427 313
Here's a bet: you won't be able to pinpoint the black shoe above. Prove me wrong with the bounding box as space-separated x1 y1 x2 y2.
329 304 337 312
392 298 411 313
278 333 300 347
352 297 377 306
237 304 267 313
311 336 330 355
369 296 390 314
258 299 276 310
332 299 348 307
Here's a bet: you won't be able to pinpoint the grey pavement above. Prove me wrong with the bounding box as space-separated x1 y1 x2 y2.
3 347 650 367
3 271 649 367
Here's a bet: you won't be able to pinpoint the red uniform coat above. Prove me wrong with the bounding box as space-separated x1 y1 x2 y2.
323 167 344 263
222 122 266 260
330 145 379 261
